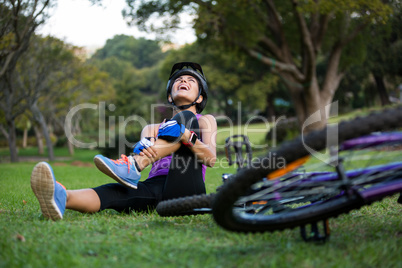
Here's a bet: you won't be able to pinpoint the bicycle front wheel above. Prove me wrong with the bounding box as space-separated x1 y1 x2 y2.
212 106 402 233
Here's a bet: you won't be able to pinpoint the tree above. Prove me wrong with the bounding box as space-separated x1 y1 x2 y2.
0 0 51 162
5 34 114 161
0 0 51 78
365 1 402 105
26 36 115 157
10 35 79 161
333 1 402 110
89 35 166 120
122 0 392 132
46 61 115 156
91 35 165 69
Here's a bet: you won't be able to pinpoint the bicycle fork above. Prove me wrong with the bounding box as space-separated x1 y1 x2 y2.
299 157 350 243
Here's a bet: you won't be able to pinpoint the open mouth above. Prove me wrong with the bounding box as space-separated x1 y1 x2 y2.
178 84 190 91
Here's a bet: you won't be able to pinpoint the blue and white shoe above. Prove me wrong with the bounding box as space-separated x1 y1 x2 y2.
94 154 141 189
31 162 67 221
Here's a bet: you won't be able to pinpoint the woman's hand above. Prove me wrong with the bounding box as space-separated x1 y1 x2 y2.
138 145 158 158
133 137 158 158
180 128 192 144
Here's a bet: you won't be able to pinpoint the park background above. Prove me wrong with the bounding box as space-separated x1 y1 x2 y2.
1 0 401 267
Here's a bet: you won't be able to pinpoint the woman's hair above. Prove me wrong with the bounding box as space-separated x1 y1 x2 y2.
166 62 208 113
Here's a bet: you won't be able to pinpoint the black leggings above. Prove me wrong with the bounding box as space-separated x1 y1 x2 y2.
93 111 206 213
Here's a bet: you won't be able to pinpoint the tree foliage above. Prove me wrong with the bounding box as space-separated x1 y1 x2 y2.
2 34 114 160
335 0 402 109
91 35 165 69
0 0 52 78
122 0 393 131
89 35 166 120
366 1 402 99
0 0 52 162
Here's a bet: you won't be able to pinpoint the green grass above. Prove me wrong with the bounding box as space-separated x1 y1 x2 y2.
216 122 271 147
1 106 401 267
0 150 401 267
0 147 98 162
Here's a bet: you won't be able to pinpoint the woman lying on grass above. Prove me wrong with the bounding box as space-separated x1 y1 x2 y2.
30 62 217 220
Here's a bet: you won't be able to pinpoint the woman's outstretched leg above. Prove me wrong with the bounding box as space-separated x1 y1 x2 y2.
66 189 100 213
31 162 67 220
31 162 102 220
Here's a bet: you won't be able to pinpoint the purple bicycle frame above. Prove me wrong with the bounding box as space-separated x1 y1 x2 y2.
340 132 402 151
274 132 402 202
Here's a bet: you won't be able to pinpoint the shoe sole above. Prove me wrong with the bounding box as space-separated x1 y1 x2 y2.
94 157 138 189
31 162 63 220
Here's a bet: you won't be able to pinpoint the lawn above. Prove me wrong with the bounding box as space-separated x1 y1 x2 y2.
0 147 401 268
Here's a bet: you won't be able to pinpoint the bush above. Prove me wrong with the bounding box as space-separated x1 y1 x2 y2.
265 118 299 144
55 136 68 147
97 132 141 158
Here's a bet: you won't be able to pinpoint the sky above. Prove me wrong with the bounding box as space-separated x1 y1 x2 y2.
37 0 196 50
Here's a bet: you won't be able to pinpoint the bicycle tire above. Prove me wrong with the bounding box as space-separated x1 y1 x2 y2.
156 193 216 216
212 106 402 233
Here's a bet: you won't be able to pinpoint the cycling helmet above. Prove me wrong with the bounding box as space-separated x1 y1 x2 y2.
166 62 208 113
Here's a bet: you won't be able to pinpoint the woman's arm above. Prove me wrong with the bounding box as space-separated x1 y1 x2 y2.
140 124 159 139
137 116 217 167
181 114 217 167
136 124 159 158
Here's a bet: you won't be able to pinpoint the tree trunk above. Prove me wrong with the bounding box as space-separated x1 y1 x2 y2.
303 78 326 133
7 120 19 162
287 76 333 134
265 93 276 121
286 80 326 133
280 73 307 130
41 120 55 161
34 125 44 155
31 103 54 161
373 73 391 106
22 128 28 148
65 117 75 156
0 124 9 139
67 140 75 156
223 97 233 121
289 88 306 129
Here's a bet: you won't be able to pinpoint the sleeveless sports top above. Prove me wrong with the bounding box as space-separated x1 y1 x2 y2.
147 114 207 181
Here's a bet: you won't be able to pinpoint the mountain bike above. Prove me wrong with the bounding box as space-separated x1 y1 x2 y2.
156 134 253 216
211 105 402 241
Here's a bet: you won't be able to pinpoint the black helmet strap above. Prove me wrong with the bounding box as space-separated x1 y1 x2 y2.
170 89 202 110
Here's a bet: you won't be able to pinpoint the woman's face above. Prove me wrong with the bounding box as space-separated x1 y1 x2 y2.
170 75 201 105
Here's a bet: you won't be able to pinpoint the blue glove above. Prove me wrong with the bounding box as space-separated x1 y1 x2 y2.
157 120 185 142
133 137 154 155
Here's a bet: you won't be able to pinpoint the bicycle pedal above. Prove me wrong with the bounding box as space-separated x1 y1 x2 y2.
300 220 330 243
